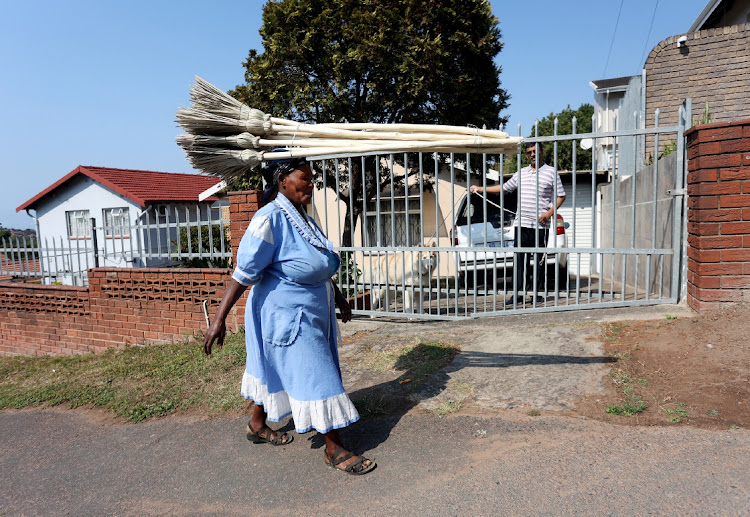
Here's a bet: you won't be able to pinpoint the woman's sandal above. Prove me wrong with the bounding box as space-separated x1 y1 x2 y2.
323 446 376 475
246 423 293 446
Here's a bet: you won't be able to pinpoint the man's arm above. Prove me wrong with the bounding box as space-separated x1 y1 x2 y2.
469 184 503 194
538 195 566 226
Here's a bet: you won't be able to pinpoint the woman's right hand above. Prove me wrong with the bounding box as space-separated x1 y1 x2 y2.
470 185 482 194
203 319 227 356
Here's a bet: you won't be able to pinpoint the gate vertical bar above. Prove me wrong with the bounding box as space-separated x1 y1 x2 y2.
347 157 357 300
629 111 639 301
671 100 690 301
647 109 661 300
572 117 579 305
434 154 443 316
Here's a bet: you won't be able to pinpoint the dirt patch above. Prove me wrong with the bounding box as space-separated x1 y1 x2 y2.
572 303 750 430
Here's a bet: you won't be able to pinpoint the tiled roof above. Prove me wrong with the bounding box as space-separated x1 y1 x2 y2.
0 254 42 276
17 166 223 212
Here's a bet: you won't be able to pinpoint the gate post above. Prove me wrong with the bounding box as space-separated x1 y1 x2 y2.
685 118 750 311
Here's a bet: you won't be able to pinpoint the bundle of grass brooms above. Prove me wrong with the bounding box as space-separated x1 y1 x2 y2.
176 76 523 180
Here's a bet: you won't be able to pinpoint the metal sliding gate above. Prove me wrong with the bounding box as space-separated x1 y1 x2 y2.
306 102 691 320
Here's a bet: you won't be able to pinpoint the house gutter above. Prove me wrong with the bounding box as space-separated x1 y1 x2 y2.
137 206 153 219
24 209 42 241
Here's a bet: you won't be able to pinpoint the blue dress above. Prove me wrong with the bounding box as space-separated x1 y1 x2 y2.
231 192 359 434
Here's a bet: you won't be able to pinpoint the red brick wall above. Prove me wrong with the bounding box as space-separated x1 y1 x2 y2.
0 269 242 356
228 190 262 267
0 283 90 355
0 189 263 356
685 119 750 311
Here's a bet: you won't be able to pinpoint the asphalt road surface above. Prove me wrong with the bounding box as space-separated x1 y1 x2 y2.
1 408 749 516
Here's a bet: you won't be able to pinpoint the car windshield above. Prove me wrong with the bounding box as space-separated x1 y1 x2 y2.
456 191 516 226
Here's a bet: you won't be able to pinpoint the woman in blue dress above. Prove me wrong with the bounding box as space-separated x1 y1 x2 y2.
203 157 375 475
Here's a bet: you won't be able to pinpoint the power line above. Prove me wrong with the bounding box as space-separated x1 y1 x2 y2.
639 0 660 69
602 0 625 78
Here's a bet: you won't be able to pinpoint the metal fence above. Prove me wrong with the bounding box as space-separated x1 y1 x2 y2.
310 102 691 320
4 103 690 317
1 204 230 286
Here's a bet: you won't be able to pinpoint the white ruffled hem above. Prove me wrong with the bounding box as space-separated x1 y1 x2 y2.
240 371 360 434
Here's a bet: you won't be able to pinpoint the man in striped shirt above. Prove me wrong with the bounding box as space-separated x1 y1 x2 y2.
470 142 566 304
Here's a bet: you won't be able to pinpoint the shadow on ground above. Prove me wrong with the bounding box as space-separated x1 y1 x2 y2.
321 347 614 455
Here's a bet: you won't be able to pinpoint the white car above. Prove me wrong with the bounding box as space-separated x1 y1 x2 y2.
452 191 569 288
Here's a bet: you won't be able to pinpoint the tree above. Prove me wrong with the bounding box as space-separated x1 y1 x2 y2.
231 0 510 245
504 103 594 173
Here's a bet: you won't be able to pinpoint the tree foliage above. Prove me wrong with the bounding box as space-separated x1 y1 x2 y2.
231 0 510 245
233 0 508 126
505 103 594 173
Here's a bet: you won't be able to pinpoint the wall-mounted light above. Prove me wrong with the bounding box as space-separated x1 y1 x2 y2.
677 35 688 47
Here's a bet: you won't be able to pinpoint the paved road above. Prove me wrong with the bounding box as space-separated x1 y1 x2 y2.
2 304 749 516
2 409 749 516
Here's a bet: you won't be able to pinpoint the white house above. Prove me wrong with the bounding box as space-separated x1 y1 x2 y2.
589 75 644 178
16 165 224 284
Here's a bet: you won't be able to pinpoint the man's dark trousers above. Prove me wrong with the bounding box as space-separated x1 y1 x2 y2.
514 227 548 295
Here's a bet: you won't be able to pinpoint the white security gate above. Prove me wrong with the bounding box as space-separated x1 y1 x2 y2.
306 103 690 319
2 204 230 286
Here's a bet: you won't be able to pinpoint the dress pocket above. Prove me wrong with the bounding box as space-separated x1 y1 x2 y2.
258 304 303 347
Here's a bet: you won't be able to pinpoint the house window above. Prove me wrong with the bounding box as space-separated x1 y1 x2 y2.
103 207 131 237
365 198 421 247
66 210 91 239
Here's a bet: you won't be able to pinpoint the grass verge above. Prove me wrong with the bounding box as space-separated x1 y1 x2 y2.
0 331 248 423
354 341 460 392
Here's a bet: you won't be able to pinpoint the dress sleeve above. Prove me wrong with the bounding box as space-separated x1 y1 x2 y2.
232 213 277 286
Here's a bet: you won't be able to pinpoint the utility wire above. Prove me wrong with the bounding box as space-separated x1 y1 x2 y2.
639 0 660 68
602 0 625 77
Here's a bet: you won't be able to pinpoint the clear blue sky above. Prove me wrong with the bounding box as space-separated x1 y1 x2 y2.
1 0 707 230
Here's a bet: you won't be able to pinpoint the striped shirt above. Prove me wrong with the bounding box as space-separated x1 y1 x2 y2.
503 164 566 229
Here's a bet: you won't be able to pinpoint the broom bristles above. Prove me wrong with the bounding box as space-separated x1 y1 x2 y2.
176 77 523 177
176 106 267 135
181 146 262 179
189 76 266 123
176 76 269 135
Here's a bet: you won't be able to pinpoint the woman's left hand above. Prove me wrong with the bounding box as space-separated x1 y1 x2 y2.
334 287 352 323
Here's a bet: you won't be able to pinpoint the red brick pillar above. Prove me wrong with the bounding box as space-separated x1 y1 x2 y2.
227 190 262 312
228 190 262 266
685 119 750 311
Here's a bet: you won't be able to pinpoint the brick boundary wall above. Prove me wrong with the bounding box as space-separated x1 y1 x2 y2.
0 190 263 356
644 23 750 132
685 118 750 312
0 269 241 356
0 283 90 355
